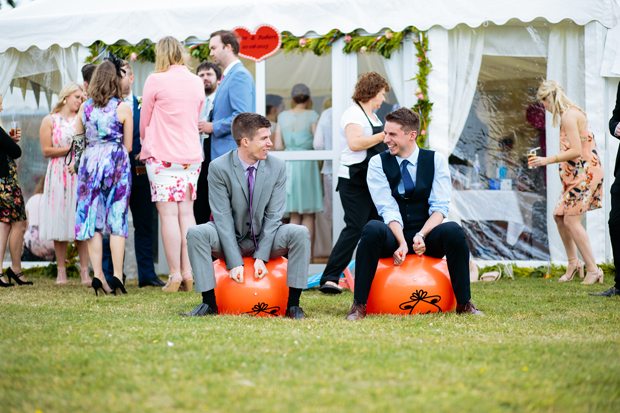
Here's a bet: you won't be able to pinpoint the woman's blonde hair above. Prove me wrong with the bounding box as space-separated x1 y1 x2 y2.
154 36 189 74
52 82 83 114
537 80 585 127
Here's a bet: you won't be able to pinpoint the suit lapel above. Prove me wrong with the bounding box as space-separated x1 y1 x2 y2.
231 151 249 202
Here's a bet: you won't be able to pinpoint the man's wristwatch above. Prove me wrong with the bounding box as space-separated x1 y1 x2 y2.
415 232 425 240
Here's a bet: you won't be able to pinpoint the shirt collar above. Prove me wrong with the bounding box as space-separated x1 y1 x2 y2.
238 153 259 171
124 91 134 103
223 59 241 77
395 145 420 167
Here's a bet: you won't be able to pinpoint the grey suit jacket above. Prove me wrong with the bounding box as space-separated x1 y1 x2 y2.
208 149 286 270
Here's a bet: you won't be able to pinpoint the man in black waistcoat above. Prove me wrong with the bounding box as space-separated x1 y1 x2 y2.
345 108 483 320
590 82 620 297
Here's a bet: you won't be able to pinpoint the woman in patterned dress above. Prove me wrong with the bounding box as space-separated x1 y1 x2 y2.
73 58 133 295
530 80 605 284
0 92 31 287
140 37 204 292
39 83 90 285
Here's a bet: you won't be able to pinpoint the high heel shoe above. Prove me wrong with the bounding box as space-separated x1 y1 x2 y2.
56 267 67 284
0 275 13 287
7 268 33 285
162 273 182 293
179 271 194 292
92 278 108 296
559 258 584 282
80 267 92 287
581 267 604 284
109 277 127 295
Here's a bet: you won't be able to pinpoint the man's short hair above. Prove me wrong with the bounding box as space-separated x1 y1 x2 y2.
81 64 97 84
196 61 222 80
231 113 272 146
121 60 134 76
210 30 240 56
385 108 421 134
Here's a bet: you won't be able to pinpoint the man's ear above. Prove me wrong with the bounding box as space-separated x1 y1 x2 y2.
410 130 418 141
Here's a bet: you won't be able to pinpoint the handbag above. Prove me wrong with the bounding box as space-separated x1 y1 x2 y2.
64 132 86 173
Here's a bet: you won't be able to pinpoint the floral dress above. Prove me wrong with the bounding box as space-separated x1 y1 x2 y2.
0 156 26 223
75 98 131 240
40 114 78 240
553 119 604 216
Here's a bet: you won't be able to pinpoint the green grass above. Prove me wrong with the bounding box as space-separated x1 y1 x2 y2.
1 274 620 413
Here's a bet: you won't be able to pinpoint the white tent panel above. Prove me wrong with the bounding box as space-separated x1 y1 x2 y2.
0 0 618 53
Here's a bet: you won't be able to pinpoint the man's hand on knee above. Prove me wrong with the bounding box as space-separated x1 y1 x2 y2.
229 266 244 283
254 259 268 279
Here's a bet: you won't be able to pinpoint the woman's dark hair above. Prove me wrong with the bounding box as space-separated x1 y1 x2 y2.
352 71 390 103
88 61 123 107
291 83 311 104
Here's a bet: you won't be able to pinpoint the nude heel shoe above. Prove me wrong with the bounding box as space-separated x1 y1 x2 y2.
559 258 584 282
581 267 604 285
179 271 194 292
56 267 67 284
162 273 182 292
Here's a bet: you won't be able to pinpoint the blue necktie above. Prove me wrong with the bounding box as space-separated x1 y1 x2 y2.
401 160 415 198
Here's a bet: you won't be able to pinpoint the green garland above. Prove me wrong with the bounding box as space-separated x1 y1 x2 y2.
86 26 432 146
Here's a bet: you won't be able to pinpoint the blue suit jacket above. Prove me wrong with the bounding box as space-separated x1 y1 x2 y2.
128 95 148 186
211 61 255 160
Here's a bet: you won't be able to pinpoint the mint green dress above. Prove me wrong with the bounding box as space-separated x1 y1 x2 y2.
278 110 323 214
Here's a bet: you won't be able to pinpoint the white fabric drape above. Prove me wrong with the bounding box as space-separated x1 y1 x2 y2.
382 47 404 105
0 49 20 98
431 25 484 159
546 22 585 261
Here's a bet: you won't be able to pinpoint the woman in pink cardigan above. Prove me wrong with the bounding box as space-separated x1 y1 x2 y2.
140 36 204 293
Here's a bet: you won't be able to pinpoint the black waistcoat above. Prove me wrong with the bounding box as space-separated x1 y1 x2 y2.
380 148 435 233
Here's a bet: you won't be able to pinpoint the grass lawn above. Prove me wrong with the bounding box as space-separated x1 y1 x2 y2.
1 273 619 413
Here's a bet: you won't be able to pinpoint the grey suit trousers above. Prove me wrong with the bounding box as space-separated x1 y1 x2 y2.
187 222 311 292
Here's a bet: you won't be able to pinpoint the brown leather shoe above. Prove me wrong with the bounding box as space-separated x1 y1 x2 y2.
456 301 484 316
345 302 367 320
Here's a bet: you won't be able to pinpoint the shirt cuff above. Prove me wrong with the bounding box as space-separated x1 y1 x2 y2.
429 206 449 218
383 214 403 229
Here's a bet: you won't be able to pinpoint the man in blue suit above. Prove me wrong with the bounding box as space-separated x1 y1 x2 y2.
102 61 165 288
203 30 256 161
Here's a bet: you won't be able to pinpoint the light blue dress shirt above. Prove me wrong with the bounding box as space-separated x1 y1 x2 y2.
366 146 451 229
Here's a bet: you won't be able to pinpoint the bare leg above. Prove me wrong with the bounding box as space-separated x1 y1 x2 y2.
156 201 182 276
563 214 598 272
9 220 28 281
289 212 302 225
76 240 90 271
109 235 125 282
0 223 11 284
87 233 111 292
54 241 69 269
301 213 316 258
554 214 578 260
178 194 196 276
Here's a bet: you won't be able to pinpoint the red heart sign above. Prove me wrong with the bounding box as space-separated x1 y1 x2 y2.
233 25 281 62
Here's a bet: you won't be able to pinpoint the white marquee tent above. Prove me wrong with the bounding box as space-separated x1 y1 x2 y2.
1 0 620 269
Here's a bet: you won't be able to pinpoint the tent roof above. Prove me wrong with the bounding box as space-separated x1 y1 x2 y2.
1 0 618 53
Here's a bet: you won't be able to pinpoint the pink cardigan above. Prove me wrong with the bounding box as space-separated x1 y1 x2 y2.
140 65 204 164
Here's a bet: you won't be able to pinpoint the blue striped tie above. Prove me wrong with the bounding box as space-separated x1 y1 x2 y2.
401 160 415 198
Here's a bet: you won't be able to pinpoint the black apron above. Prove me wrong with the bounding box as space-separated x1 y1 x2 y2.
345 102 387 185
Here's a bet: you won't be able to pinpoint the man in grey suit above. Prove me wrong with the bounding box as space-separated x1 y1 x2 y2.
181 113 310 319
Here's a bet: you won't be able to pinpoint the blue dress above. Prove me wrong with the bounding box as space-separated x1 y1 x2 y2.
278 110 323 214
75 98 131 240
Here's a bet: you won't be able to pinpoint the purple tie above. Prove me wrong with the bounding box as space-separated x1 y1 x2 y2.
248 166 258 250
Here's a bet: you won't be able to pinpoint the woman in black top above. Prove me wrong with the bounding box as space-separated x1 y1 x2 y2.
0 92 31 287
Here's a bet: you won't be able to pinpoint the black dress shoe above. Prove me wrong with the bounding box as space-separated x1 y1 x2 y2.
180 303 218 317
139 277 166 288
589 286 620 296
285 306 306 319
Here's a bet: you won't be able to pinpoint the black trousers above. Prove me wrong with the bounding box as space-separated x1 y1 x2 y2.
103 182 157 283
320 176 380 285
610 182 620 288
353 220 472 305
193 153 211 225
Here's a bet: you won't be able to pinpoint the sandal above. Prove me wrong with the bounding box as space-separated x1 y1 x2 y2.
319 281 343 294
480 265 502 282
179 271 194 292
162 273 182 292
